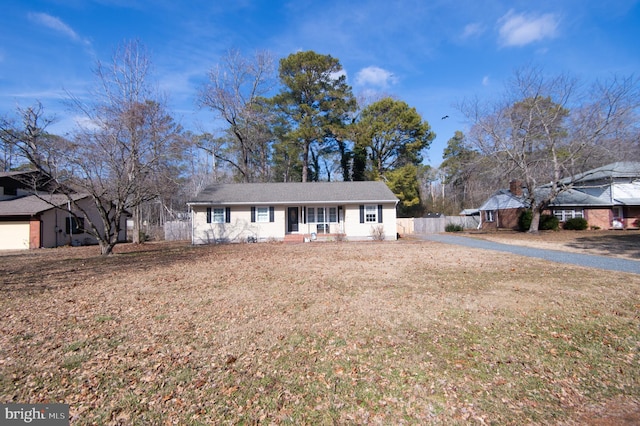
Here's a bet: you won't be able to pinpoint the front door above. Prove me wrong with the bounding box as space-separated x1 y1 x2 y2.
287 207 299 233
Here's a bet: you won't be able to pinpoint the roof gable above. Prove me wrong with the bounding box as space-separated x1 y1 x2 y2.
188 181 399 205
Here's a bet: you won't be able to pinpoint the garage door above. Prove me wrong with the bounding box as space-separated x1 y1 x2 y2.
0 221 30 250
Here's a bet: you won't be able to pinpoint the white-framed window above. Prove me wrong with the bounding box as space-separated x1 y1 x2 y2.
553 209 584 222
329 207 337 222
256 207 269 222
212 208 224 223
306 206 339 234
206 207 225 224
485 210 495 222
365 205 377 223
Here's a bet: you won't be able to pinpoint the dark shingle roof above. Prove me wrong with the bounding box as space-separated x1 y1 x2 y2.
188 181 398 205
0 194 87 216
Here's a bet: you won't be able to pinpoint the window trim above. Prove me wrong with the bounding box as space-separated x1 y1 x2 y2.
306 206 340 234
364 205 377 223
553 208 584 222
251 206 275 223
485 210 495 222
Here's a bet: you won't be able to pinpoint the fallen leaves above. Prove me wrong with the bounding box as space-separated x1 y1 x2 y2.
1 241 639 424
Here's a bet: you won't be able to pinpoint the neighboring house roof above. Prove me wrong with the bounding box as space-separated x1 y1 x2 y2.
479 189 529 211
188 181 399 205
547 188 612 207
480 162 640 211
0 193 87 217
459 209 479 216
563 161 640 184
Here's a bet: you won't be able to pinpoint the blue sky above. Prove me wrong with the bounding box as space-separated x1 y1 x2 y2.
1 0 639 167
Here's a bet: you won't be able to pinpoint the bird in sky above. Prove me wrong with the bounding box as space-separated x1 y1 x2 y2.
441 115 449 120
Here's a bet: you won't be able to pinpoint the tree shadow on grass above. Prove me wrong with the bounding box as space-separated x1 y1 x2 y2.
0 242 217 293
566 232 640 259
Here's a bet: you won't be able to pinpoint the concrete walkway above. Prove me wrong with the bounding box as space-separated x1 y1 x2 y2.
418 233 640 275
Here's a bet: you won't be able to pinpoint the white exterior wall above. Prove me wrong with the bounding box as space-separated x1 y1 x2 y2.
192 205 287 244
342 203 397 240
612 181 640 201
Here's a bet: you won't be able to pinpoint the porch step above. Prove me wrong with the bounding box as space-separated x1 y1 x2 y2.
284 234 305 244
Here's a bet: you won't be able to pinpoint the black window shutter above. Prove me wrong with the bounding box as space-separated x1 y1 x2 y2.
378 205 383 223
359 205 364 223
251 206 256 222
303 207 306 224
206 207 212 224
269 206 275 222
225 207 231 223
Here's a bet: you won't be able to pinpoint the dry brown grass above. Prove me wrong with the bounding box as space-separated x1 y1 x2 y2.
1 236 639 424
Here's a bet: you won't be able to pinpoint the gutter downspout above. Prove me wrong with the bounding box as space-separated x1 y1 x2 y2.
190 205 195 245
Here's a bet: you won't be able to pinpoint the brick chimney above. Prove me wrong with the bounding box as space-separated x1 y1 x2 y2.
509 180 523 196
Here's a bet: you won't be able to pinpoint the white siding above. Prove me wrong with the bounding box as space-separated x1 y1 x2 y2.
612 181 640 200
342 203 397 240
192 203 397 244
192 205 285 244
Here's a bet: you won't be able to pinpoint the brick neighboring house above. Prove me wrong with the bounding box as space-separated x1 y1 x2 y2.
478 162 640 231
478 180 529 230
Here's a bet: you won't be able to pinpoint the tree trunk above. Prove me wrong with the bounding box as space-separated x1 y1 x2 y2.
99 240 116 256
301 140 309 182
528 209 541 233
132 204 141 244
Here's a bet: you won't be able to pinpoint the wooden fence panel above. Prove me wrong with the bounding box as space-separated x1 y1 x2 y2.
397 216 480 235
164 220 191 241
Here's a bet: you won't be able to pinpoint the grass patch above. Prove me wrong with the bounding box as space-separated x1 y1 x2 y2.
1 241 638 424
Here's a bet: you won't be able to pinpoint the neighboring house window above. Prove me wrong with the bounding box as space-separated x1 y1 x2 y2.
66 217 84 234
251 206 275 223
485 210 495 222
553 209 584 222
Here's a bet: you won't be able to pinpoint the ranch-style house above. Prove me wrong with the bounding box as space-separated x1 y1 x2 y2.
187 181 399 244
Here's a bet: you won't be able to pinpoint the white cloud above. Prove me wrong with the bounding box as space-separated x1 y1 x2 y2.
462 23 484 39
28 12 91 47
355 66 397 88
498 10 559 47
482 75 490 86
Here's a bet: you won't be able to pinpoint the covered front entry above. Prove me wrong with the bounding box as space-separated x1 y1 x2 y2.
287 207 299 233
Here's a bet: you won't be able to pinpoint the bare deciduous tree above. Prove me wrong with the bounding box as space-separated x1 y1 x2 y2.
199 49 276 182
460 67 640 232
37 39 185 254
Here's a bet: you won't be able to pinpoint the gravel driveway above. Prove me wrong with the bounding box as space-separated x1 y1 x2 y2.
420 233 640 275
